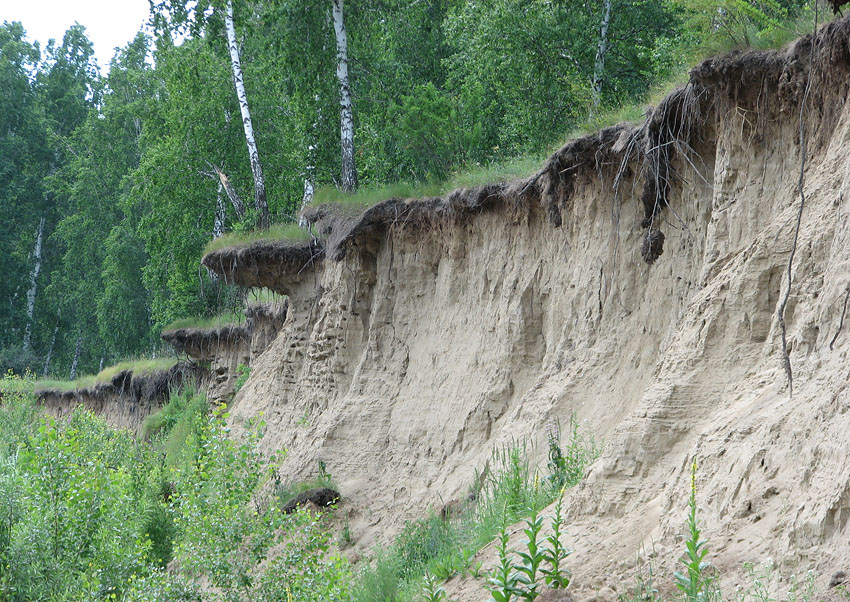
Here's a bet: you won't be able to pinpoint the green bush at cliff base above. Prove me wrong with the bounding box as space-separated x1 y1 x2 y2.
0 374 352 601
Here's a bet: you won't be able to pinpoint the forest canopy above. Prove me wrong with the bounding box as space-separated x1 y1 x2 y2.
0 0 814 378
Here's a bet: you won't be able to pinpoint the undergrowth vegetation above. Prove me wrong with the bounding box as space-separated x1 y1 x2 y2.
0 373 351 601
0 373 837 601
351 417 600 602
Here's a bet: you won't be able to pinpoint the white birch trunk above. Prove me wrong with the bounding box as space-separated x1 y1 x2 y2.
23 216 45 351
332 0 357 192
299 136 317 227
299 176 314 228
225 0 269 229
213 181 227 238
42 323 58 376
69 335 82 381
591 0 613 111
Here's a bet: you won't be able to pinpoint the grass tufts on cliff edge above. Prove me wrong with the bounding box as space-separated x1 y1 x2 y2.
32 357 178 393
203 223 311 255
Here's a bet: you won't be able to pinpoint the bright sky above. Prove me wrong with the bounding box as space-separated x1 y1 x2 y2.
0 0 152 72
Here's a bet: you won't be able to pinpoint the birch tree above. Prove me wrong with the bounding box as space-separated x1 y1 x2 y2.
225 0 270 229
332 0 357 192
591 0 613 111
22 216 45 352
299 94 321 227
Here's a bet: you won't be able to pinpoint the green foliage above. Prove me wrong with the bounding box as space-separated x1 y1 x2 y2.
675 0 814 57
353 424 598 602
0 345 41 377
540 493 571 590
485 503 571 602
476 442 550 526
142 386 208 466
0 400 151 600
0 375 352 600
421 571 450 602
513 508 546 600
234 363 251 393
674 458 712 601
254 511 354 602
546 416 602 491
488 524 520 602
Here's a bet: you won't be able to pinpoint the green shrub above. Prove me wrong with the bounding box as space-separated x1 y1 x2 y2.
234 363 250 393
142 386 208 466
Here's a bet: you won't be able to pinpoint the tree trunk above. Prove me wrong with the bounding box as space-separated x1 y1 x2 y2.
23 216 45 351
213 181 226 239
591 0 613 112
299 94 321 227
42 323 58 377
214 165 245 220
299 176 315 228
225 0 269 229
332 0 357 192
299 137 317 227
69 335 82 381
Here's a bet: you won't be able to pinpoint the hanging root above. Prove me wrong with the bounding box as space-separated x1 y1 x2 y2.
633 82 706 264
829 285 850 350
778 4 820 396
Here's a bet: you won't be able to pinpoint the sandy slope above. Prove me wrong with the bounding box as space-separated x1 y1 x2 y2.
205 20 850 599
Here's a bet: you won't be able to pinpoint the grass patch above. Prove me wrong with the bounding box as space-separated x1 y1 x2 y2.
274 460 337 507
32 376 99 391
352 417 600 602
0 371 37 395
311 182 445 213
310 154 544 216
143 386 209 465
95 357 177 382
31 357 177 392
203 222 311 255
162 311 246 332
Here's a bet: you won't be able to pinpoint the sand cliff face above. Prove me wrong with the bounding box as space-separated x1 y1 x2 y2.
203 20 850 598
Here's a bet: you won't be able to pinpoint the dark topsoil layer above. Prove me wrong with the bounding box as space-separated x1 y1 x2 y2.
160 301 288 360
161 324 250 361
34 362 205 407
202 240 322 294
203 16 850 287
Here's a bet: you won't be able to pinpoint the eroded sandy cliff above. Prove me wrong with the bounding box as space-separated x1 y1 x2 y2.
201 19 850 599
